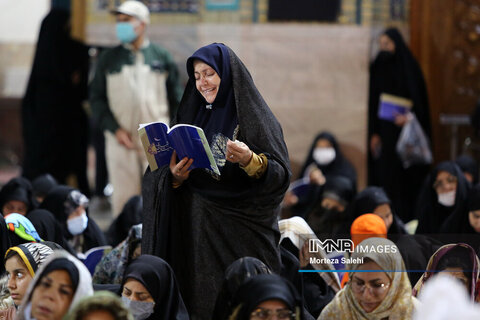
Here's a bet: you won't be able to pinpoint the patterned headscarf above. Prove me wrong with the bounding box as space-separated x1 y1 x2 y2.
412 243 480 301
319 237 415 320
5 243 54 277
4 213 42 243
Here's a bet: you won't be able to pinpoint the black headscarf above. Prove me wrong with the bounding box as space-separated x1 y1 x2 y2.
122 255 189 320
455 154 479 185
213 257 272 320
440 183 480 235
39 186 106 251
0 214 12 274
186 43 238 144
39 258 79 292
347 186 406 235
0 177 37 214
299 132 357 188
106 195 142 247
228 274 303 320
31 174 58 200
416 161 470 234
27 209 74 254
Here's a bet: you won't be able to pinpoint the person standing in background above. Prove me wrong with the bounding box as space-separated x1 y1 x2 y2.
22 8 90 196
368 27 432 223
90 1 183 216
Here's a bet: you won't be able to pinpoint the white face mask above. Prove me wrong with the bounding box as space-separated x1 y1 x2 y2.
313 147 336 165
67 211 88 235
122 296 155 320
438 190 456 207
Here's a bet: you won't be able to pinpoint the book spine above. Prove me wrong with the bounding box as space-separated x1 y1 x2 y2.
139 127 159 171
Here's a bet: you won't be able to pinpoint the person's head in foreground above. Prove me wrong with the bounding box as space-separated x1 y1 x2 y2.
413 243 479 301
121 254 189 320
16 250 93 320
227 274 303 320
319 237 415 320
64 291 133 320
4 243 55 307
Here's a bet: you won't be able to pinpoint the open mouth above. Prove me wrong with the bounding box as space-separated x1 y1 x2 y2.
203 88 215 94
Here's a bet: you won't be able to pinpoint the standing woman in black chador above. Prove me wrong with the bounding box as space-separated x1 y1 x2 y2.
368 27 431 223
21 8 90 196
142 43 291 318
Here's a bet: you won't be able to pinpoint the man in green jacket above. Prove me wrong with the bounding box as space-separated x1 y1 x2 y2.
90 0 183 216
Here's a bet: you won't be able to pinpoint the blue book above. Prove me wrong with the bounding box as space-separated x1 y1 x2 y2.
288 177 312 198
378 93 413 122
138 122 220 175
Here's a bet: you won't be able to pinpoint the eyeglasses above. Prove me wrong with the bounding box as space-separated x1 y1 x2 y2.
250 307 295 320
433 176 457 190
350 279 390 296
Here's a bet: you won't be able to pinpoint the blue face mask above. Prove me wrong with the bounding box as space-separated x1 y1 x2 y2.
116 22 138 43
122 296 155 320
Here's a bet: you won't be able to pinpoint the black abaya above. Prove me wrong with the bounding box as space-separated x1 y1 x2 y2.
368 28 431 223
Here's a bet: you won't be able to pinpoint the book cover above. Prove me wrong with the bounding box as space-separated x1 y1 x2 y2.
378 93 413 122
138 122 220 175
288 177 312 198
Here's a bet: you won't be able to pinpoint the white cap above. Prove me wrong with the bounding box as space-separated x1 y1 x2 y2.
111 1 150 24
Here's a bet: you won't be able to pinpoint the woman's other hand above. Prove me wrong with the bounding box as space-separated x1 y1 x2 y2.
169 151 194 185
283 191 299 207
115 128 135 149
226 139 253 167
394 113 409 127
309 168 326 186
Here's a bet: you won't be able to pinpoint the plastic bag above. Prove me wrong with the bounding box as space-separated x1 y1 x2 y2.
396 113 433 168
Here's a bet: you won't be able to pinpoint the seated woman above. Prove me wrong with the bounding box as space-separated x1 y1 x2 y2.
16 250 94 320
142 43 291 317
416 161 470 234
0 177 37 216
93 224 142 285
440 183 480 250
319 237 417 320
31 174 58 204
121 255 189 320
227 274 304 320
40 186 107 254
213 257 271 320
305 175 356 238
284 132 357 217
1 243 55 319
412 243 480 302
105 195 142 247
455 154 478 185
344 186 406 235
64 291 132 320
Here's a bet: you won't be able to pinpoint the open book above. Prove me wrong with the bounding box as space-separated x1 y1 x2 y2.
378 93 413 122
138 122 220 175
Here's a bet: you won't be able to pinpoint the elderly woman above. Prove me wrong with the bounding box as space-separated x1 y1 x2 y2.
142 43 291 317
319 237 417 320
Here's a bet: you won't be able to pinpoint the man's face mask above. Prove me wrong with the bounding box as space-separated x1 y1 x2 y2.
116 20 140 43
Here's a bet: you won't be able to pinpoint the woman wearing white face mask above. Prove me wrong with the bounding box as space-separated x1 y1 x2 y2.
283 132 357 217
300 132 357 189
415 161 470 234
40 186 107 254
